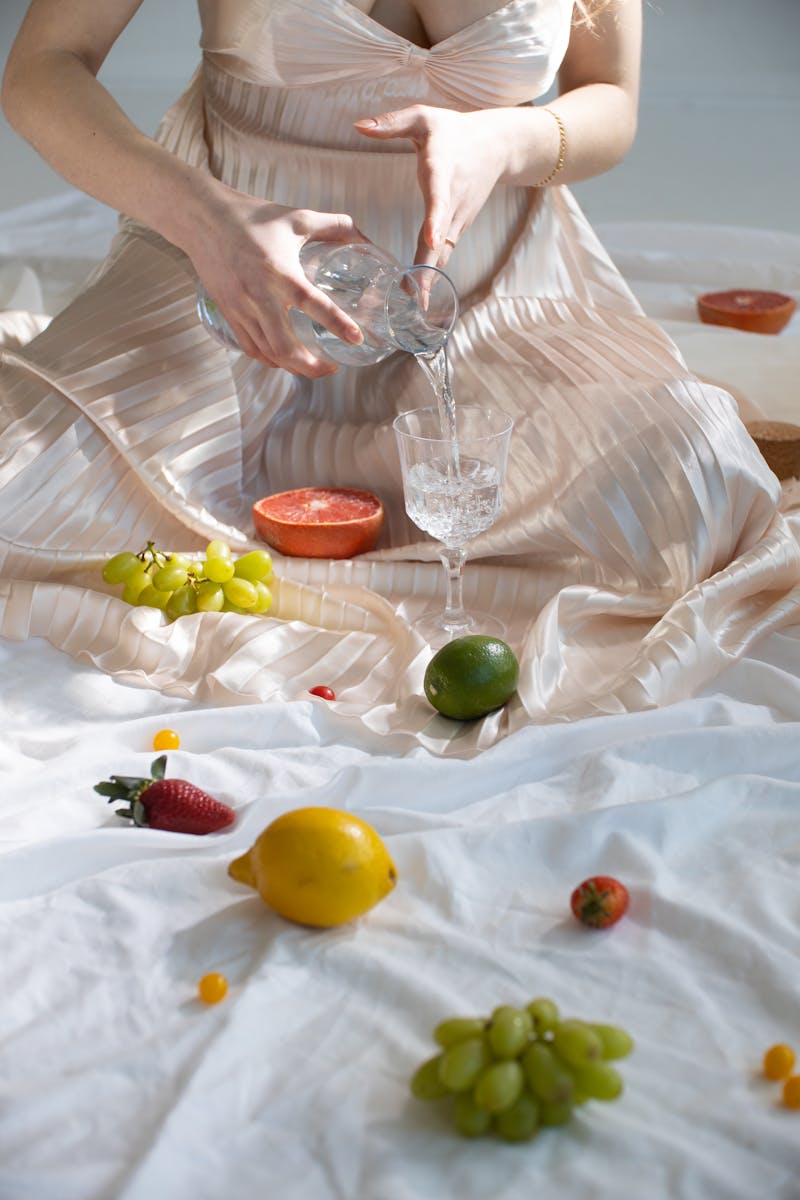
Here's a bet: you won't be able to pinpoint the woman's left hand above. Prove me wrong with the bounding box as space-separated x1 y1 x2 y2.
354 106 508 269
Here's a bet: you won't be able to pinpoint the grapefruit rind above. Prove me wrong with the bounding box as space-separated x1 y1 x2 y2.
253 487 384 558
697 289 796 335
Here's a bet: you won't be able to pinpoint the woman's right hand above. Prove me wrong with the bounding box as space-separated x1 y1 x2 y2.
185 187 368 376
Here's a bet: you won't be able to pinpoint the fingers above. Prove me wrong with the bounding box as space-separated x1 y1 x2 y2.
413 224 459 272
218 297 338 379
287 274 365 350
300 208 370 248
353 106 428 142
256 312 339 379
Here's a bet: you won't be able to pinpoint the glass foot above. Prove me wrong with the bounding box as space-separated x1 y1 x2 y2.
414 608 508 649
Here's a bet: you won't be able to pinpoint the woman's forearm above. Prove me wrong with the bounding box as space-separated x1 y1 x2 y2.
495 0 642 189
488 82 638 190
1 47 221 255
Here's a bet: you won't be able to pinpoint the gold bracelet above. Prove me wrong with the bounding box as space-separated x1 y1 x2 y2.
535 108 567 187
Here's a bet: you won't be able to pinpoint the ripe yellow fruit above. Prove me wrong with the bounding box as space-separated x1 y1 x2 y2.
783 1075 800 1110
198 972 228 1004
763 1043 796 1080
153 728 180 751
228 807 397 927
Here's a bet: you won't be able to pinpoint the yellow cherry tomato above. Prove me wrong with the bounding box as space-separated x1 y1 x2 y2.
198 973 228 1005
782 1075 800 1109
764 1043 796 1081
153 729 180 751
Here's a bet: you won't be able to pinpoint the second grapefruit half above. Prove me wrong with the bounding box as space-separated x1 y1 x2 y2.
697 289 796 335
253 487 384 558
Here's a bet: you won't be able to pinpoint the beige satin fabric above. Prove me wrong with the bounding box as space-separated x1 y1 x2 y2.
1 0 799 754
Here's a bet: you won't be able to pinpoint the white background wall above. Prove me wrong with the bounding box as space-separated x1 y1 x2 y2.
1 0 799 232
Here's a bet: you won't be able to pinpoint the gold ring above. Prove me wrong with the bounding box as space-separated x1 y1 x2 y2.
444 237 456 248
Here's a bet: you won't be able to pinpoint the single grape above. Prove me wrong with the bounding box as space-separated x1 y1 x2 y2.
433 1017 487 1049
222 577 258 609
488 1006 533 1059
250 580 273 614
410 1055 449 1101
203 556 235 583
493 1091 540 1142
102 551 143 585
783 1076 800 1109
763 1043 796 1080
438 1037 491 1093
472 1060 524 1114
233 549 274 582
153 563 189 592
196 580 225 612
166 584 198 620
198 972 228 1004
521 1041 575 1105
551 1020 603 1067
538 1099 574 1127
454 1093 492 1138
136 584 173 611
570 1061 623 1101
589 1024 635 1061
206 539 232 560
153 729 180 751
527 997 559 1035
121 567 151 605
168 554 193 570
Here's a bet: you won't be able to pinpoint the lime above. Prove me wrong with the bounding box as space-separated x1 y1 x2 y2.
423 635 519 720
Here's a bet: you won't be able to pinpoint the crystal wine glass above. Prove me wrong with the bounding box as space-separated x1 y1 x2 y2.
393 404 514 644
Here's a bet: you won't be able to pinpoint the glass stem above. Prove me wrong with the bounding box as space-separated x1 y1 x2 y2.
440 547 469 630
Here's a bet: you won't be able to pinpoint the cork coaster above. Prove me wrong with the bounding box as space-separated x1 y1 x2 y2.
746 420 800 480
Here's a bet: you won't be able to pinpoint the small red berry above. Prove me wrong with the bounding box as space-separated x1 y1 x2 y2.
309 686 336 701
570 876 629 929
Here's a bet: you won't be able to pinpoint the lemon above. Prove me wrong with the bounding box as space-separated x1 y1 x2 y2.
423 635 519 720
228 807 397 927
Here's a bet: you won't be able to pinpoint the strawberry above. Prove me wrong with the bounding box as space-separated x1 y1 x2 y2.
570 876 629 929
94 755 235 835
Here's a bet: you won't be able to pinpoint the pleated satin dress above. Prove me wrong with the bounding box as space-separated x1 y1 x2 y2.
1 0 799 751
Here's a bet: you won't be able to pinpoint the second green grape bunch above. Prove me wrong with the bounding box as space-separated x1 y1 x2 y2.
411 997 634 1142
102 539 276 621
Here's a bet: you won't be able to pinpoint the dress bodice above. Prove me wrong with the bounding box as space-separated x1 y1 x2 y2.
197 0 574 107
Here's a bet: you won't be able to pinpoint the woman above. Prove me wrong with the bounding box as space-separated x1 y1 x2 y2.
1 0 798 735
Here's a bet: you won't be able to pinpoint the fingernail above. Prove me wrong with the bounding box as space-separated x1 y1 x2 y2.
347 326 363 343
353 118 378 128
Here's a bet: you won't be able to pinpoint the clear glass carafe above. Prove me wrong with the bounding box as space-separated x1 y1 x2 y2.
196 241 459 366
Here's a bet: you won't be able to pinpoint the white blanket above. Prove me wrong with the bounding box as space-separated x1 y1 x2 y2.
1 196 799 1199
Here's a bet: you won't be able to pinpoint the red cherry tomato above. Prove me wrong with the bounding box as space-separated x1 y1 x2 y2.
570 876 629 929
309 685 336 701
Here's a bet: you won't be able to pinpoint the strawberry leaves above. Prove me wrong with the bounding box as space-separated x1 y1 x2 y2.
94 755 169 824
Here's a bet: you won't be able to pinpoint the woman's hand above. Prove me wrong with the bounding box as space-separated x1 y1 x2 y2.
354 106 509 269
185 188 368 376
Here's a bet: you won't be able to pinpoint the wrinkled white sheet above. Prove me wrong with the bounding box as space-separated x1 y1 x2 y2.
1 195 800 1199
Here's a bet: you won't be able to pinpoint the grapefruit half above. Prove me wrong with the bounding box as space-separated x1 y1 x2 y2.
697 289 796 335
252 487 384 558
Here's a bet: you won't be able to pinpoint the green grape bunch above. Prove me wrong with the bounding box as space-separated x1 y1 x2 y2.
410 996 634 1142
101 539 276 621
